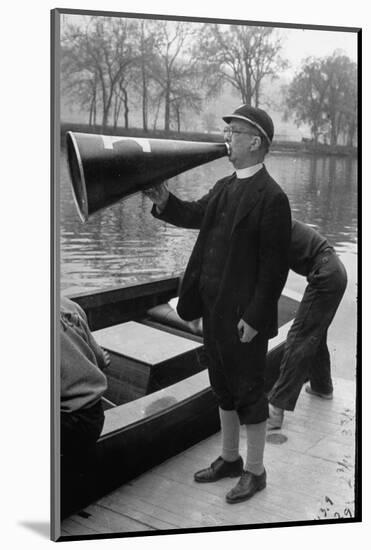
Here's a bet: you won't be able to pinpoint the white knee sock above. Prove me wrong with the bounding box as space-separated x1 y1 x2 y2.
245 421 267 475
219 407 240 462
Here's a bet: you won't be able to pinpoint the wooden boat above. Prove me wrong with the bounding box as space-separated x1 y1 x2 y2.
60 274 301 519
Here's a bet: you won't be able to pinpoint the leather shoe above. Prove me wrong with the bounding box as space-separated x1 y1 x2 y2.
226 469 266 503
305 384 333 400
267 403 284 430
194 456 243 483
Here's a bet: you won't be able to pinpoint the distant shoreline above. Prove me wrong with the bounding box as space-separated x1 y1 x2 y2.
60 121 357 158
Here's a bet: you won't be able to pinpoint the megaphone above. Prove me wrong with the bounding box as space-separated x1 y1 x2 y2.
66 131 230 222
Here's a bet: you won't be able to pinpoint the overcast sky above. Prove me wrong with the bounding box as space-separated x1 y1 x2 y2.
62 13 358 75
278 26 358 76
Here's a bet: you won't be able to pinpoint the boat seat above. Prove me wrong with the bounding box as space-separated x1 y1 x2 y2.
93 321 203 406
146 300 203 336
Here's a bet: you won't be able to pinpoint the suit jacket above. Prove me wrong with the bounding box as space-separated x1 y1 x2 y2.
153 166 291 343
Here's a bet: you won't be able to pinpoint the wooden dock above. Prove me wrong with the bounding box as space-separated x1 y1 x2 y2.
61 376 356 537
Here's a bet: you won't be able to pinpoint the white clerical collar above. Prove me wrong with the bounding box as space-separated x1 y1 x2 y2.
235 163 263 180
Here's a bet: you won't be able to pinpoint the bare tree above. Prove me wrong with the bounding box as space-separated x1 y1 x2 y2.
62 16 138 128
127 20 167 132
148 21 204 131
139 20 150 131
171 86 203 131
199 24 287 107
61 63 100 127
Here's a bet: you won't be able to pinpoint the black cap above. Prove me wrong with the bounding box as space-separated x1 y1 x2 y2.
223 104 274 144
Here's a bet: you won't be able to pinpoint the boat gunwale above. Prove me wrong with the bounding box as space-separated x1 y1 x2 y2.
67 274 180 307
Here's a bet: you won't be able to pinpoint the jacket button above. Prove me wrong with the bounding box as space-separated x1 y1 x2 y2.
322 257 328 264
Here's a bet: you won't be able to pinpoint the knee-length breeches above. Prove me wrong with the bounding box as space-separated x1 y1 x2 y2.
200 303 269 425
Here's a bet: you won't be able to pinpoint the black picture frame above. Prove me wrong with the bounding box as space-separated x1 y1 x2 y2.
51 7 361 542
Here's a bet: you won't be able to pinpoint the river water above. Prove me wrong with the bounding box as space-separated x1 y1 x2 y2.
59 148 358 381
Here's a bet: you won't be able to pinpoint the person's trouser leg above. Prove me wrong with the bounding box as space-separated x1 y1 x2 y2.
61 400 105 458
308 332 334 394
60 400 105 517
268 288 317 411
269 253 347 411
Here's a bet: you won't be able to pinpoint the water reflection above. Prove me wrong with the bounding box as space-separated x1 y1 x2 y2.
266 153 357 249
60 149 357 293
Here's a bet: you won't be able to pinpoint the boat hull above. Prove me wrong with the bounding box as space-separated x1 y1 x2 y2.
60 276 299 517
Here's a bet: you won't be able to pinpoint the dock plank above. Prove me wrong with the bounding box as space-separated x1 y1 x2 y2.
61 376 356 535
61 517 101 536
153 445 353 505
111 473 290 526
67 503 155 534
99 491 191 529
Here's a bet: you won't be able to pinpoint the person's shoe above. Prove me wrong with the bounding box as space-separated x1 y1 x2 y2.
194 456 243 483
305 384 333 400
267 404 284 430
226 469 267 504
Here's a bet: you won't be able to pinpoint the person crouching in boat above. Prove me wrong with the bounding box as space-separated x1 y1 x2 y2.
144 105 291 504
60 297 110 463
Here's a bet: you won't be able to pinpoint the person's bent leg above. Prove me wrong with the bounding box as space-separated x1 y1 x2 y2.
307 333 334 396
270 253 347 417
268 286 317 413
306 254 347 398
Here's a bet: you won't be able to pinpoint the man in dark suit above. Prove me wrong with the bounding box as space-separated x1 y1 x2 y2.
144 105 291 503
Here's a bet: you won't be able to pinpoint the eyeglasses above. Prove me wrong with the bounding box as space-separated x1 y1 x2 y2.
223 127 259 140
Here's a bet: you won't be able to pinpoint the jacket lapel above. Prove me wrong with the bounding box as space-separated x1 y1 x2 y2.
200 173 234 228
231 167 267 234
